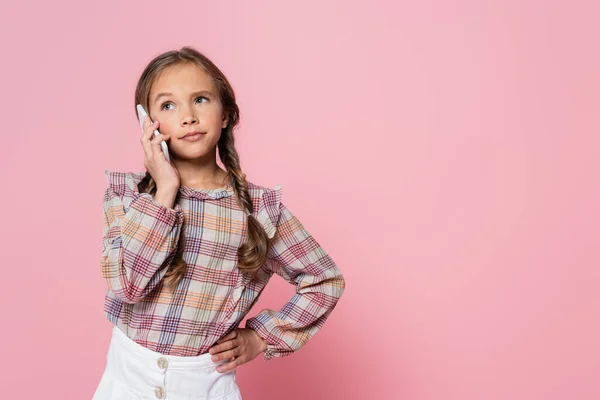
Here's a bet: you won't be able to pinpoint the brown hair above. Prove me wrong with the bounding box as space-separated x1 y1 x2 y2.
134 46 271 289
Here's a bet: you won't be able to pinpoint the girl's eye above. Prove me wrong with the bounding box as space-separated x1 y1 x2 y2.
160 97 208 111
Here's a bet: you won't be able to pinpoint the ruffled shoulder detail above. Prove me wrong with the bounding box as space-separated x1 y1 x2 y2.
104 170 147 196
104 170 148 210
248 181 283 239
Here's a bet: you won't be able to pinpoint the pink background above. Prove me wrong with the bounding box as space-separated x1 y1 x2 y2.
1 1 598 399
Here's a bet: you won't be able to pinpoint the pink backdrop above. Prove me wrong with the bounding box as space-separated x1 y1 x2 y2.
1 1 598 399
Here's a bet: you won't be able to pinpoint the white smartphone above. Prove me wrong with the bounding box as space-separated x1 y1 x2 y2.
136 104 171 163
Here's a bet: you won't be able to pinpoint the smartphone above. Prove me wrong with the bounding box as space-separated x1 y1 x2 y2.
136 104 171 163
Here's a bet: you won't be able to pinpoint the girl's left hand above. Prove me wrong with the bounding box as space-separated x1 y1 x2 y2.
208 328 268 373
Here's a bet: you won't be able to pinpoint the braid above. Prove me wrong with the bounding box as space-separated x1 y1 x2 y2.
218 128 271 276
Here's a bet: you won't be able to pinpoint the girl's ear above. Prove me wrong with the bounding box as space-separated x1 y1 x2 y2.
221 113 229 129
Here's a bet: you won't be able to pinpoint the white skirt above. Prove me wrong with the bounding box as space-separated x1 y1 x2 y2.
92 326 243 400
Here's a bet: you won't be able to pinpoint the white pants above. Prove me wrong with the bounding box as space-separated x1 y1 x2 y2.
92 326 243 400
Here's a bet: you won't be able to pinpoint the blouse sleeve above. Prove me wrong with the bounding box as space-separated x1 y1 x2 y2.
245 186 346 361
101 170 185 304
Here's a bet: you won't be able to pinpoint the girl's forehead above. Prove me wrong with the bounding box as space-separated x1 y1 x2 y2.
153 63 215 91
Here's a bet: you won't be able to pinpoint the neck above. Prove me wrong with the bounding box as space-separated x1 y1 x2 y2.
171 151 229 189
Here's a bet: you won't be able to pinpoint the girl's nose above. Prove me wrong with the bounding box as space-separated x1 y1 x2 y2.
182 115 198 125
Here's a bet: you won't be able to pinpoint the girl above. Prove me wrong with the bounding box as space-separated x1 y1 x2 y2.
93 46 346 400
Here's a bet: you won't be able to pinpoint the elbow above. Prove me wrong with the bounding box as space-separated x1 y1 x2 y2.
333 272 345 299
105 277 145 304
109 286 144 304
101 255 147 304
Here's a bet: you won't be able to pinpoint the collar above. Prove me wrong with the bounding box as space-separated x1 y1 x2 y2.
126 171 234 201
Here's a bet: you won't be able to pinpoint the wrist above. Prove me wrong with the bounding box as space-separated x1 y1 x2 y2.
259 337 268 352
154 187 178 209
249 328 268 352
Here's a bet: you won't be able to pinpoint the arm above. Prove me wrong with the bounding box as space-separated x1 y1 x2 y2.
245 203 346 360
101 184 184 304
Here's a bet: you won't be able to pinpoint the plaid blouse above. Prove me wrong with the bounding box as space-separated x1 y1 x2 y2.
100 171 345 361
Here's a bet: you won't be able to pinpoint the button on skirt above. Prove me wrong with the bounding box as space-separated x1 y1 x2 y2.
92 325 243 400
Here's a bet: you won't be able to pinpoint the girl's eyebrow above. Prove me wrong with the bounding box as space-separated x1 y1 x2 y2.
153 90 215 104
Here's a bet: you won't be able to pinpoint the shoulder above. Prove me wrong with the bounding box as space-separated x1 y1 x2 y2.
246 180 284 238
246 180 282 197
104 170 147 197
246 180 283 210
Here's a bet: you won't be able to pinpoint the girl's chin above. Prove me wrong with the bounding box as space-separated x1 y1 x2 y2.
169 146 216 160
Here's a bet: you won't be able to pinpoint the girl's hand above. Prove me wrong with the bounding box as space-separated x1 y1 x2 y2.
208 328 268 373
140 115 180 191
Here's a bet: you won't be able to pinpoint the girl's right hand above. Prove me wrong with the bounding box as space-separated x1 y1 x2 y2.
140 116 180 191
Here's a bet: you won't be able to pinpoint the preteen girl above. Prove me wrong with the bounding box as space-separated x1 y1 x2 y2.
93 46 346 400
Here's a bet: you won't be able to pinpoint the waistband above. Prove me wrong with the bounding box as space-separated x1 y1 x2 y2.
111 325 227 371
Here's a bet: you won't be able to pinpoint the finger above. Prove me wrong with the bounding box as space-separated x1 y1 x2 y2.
217 330 238 344
212 346 239 362
210 339 238 357
140 120 158 155
142 117 156 139
146 120 159 141
150 133 170 158
141 115 151 131
216 357 240 373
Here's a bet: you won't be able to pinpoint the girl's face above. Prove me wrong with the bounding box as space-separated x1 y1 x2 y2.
148 63 228 161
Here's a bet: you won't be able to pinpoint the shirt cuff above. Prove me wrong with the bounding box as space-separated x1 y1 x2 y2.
245 319 277 361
